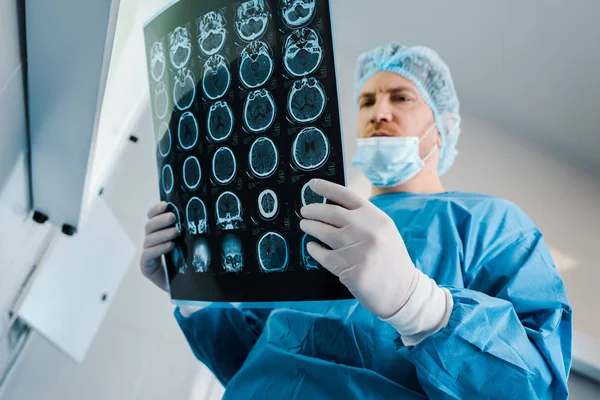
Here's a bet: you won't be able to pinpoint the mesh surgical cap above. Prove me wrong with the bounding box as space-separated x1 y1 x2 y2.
354 43 461 175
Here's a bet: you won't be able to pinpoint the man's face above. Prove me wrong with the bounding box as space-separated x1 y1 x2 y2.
357 72 440 154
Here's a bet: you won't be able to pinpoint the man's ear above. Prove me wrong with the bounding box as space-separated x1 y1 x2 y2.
436 131 443 147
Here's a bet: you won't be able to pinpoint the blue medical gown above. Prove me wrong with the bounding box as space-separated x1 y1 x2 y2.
175 192 572 399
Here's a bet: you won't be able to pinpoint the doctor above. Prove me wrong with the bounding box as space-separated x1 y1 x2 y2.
140 43 572 399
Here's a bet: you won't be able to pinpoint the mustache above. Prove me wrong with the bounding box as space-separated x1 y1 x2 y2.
365 122 396 137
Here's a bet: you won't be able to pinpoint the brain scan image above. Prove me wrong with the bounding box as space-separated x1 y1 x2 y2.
239 41 274 89
168 26 192 69
280 0 316 28
167 202 182 233
197 11 227 56
258 189 278 220
288 77 326 123
186 197 207 235
150 41 166 82
257 231 289 272
301 181 326 206
283 28 323 77
161 164 174 195
216 191 242 230
173 68 196 111
202 55 231 100
243 89 276 133
301 233 321 270
183 155 201 190
234 0 271 42
170 245 187 274
222 234 243 272
212 147 237 185
153 82 169 120
249 137 278 178
292 127 329 171
178 111 199 150
191 238 211 273
207 101 233 142
156 121 171 158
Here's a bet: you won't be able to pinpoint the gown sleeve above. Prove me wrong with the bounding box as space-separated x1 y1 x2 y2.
405 203 572 399
174 306 272 387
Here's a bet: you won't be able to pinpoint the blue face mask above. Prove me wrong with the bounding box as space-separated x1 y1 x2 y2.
351 124 438 188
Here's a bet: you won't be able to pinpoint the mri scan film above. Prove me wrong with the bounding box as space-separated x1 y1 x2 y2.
144 0 348 304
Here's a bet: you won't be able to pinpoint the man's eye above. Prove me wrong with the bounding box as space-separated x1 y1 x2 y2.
360 100 374 108
392 95 409 102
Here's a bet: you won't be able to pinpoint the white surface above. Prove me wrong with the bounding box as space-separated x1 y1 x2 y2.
0 196 53 371
0 63 27 211
26 0 118 229
82 0 152 224
0 262 223 400
0 0 23 89
17 197 135 363
573 330 600 382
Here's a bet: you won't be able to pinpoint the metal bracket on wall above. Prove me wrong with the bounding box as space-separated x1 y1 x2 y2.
0 215 59 390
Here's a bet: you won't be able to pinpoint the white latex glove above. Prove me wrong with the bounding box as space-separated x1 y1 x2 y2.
140 202 212 316
140 201 179 292
299 179 452 344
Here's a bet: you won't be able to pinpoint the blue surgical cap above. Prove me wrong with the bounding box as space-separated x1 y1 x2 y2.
354 43 461 175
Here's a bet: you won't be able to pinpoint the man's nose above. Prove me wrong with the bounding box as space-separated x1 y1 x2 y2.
370 99 392 123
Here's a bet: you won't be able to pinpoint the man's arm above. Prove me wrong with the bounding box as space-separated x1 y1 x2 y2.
406 232 572 399
175 306 272 387
139 202 273 387
299 181 572 399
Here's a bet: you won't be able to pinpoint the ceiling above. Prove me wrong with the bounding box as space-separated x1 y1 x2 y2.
328 0 600 179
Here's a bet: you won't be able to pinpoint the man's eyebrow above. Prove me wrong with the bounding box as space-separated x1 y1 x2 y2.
388 86 417 95
359 86 417 99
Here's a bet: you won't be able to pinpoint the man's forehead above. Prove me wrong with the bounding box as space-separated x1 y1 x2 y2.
359 72 418 96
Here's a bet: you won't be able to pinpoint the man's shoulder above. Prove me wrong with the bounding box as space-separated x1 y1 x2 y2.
451 191 524 211
449 192 537 231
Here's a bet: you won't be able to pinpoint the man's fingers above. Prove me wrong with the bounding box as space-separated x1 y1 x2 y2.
300 203 352 228
309 179 364 210
147 201 168 219
306 242 348 277
300 219 349 250
140 242 174 274
306 241 331 271
143 227 179 249
145 212 177 235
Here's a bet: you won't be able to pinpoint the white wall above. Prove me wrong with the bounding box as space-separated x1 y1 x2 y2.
0 0 28 211
0 0 34 373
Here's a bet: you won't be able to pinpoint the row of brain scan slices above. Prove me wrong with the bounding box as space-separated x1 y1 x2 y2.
172 230 320 275
150 0 325 111
151 64 327 125
152 33 323 114
151 32 325 116
160 127 331 194
150 0 321 80
155 77 328 151
168 181 325 236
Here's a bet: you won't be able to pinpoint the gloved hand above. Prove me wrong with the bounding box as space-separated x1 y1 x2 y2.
299 179 451 344
140 201 180 292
